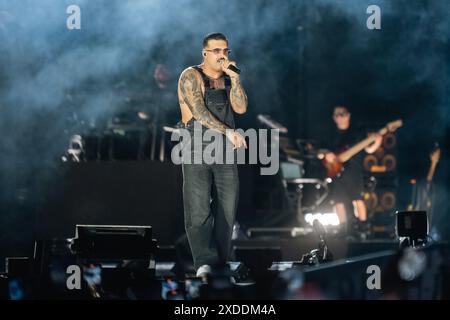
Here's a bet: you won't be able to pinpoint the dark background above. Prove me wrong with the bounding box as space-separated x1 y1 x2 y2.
0 0 449 267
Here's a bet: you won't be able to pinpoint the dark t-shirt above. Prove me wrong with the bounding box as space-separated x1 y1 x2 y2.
327 125 366 202
330 125 366 169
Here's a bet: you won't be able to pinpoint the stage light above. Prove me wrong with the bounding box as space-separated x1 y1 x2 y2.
304 212 340 226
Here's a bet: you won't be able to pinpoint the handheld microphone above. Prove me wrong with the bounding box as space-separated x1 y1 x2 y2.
219 60 241 74
227 64 241 74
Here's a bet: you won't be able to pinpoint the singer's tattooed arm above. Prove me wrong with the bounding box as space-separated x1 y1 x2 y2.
178 68 231 134
230 77 248 114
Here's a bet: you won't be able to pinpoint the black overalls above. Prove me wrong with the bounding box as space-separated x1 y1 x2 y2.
182 66 239 270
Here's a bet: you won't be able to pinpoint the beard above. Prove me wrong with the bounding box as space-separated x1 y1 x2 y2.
207 59 223 72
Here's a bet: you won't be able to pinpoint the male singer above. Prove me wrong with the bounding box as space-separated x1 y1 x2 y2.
177 33 247 278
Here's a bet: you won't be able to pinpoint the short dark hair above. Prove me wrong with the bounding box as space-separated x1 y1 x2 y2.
333 105 350 114
203 33 228 48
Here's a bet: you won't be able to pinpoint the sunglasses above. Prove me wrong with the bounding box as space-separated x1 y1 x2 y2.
333 112 349 118
204 48 231 55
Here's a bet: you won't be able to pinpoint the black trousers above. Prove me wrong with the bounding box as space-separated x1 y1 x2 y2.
182 148 239 270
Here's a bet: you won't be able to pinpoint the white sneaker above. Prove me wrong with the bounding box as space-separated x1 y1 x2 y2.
196 264 212 278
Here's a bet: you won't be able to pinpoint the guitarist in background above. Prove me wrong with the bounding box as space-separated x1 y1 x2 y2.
324 105 383 236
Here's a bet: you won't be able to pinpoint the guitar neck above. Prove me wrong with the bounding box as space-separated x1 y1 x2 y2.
426 162 438 184
338 128 386 163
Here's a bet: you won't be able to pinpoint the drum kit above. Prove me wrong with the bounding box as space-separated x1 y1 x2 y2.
257 114 331 222
63 113 334 223
62 64 179 163
62 109 175 163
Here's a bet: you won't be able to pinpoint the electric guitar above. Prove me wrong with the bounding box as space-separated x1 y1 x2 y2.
321 119 403 178
407 146 440 212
